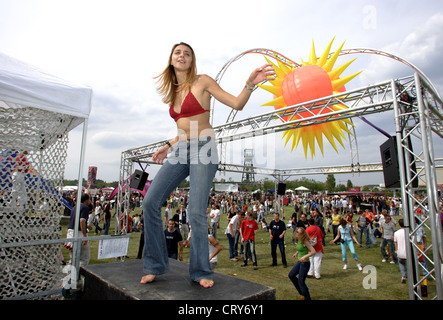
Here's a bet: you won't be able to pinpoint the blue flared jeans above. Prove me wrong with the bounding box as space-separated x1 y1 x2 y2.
142 137 218 282
226 233 236 259
288 261 311 300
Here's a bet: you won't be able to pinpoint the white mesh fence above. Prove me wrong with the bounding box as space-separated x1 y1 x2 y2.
0 104 71 299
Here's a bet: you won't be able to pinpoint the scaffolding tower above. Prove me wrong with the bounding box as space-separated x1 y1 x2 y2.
241 149 255 184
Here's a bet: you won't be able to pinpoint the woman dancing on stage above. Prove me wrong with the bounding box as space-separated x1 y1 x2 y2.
140 42 275 288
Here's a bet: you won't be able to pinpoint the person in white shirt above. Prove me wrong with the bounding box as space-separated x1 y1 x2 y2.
380 215 397 264
225 211 245 261
185 231 222 270
179 203 189 241
342 198 348 211
209 204 220 239
207 234 222 269
94 201 103 234
330 198 335 210
394 219 407 282
164 203 172 228
264 199 270 214
257 203 265 223
220 199 227 215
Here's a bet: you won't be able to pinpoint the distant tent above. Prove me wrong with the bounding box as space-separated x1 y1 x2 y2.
62 186 85 192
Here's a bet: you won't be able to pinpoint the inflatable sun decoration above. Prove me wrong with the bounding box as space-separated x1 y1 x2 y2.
258 38 362 158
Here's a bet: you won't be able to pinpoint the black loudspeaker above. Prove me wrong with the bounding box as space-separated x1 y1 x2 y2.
277 183 286 195
130 170 149 191
380 136 417 188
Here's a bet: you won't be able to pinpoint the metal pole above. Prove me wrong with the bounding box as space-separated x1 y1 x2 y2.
422 96 443 267
391 80 418 300
71 118 88 281
414 74 443 299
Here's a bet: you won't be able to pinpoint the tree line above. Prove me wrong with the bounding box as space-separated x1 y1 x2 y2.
63 179 119 189
64 174 381 194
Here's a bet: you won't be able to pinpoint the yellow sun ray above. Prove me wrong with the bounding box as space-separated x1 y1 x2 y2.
258 38 362 158
301 128 310 157
283 129 293 147
313 126 324 156
308 40 317 65
264 56 287 80
331 71 363 91
292 128 303 151
277 59 294 75
322 123 339 153
267 76 283 88
258 84 282 97
337 120 353 135
261 95 286 107
317 37 335 68
324 43 345 72
328 58 357 80
306 126 316 158
330 121 347 144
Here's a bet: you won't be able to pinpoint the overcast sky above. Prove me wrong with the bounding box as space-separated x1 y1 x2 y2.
1 0 442 186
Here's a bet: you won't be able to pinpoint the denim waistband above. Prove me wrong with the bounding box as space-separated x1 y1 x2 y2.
179 136 215 144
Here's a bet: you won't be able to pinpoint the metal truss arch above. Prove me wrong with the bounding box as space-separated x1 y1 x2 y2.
335 47 441 99
211 46 443 178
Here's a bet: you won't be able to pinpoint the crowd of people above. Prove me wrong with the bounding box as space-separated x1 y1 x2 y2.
148 191 441 299
64 189 443 300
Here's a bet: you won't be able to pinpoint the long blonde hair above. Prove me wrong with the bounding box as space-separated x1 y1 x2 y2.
155 42 197 105
294 227 310 243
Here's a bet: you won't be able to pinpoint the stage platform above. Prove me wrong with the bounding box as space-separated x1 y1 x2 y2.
78 259 275 300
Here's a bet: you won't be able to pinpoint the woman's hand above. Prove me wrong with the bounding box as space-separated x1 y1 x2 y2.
247 63 276 86
152 145 169 164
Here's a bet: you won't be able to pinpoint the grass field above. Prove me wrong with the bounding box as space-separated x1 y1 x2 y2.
60 205 435 300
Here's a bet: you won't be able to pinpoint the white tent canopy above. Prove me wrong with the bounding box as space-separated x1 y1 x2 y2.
0 52 92 152
0 53 92 130
214 183 238 192
295 186 309 191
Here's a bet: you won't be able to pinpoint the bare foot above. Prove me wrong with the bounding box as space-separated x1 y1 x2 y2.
140 274 156 284
199 279 214 288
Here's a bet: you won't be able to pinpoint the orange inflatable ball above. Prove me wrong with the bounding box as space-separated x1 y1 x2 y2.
282 65 333 107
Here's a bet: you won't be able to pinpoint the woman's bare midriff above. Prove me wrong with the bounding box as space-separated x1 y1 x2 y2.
175 113 215 140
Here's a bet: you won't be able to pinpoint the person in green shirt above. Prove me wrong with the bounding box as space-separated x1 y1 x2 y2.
288 227 316 300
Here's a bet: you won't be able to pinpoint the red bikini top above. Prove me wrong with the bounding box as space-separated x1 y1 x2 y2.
169 91 209 122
